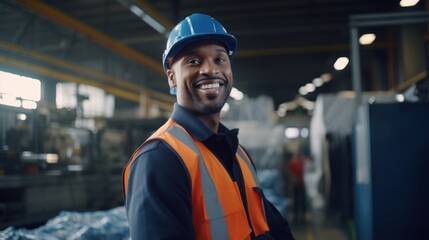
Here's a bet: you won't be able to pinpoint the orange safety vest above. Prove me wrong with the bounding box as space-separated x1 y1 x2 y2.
123 119 270 239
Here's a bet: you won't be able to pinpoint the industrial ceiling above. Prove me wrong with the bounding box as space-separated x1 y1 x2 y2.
0 0 427 111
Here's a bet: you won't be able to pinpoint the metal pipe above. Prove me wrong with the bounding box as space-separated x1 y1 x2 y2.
350 26 361 122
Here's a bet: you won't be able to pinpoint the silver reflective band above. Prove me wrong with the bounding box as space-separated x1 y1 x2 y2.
237 147 260 186
167 126 229 239
237 147 268 223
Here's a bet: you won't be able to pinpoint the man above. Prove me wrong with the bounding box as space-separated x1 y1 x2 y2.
123 13 295 240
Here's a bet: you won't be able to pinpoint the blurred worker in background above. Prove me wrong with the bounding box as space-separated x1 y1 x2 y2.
123 13 294 239
287 148 308 224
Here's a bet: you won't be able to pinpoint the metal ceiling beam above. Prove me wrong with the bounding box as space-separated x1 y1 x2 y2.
394 71 427 92
14 0 164 75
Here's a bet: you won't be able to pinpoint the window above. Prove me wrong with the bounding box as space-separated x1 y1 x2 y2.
56 82 114 118
0 71 40 109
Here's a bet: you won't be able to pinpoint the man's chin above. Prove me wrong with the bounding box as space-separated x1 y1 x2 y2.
196 102 225 115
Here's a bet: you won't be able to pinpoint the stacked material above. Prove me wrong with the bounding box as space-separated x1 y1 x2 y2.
0 207 130 240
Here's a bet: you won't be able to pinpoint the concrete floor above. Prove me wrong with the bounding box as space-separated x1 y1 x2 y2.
289 209 350 240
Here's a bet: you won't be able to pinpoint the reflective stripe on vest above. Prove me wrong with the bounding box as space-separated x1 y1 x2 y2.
237 147 259 185
236 146 268 225
167 125 229 239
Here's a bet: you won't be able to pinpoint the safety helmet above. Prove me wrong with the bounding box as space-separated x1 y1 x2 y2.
162 13 238 70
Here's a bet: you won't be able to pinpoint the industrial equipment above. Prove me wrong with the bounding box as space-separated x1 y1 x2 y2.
0 104 165 229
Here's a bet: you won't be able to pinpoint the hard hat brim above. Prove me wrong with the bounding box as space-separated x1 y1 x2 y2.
163 33 237 70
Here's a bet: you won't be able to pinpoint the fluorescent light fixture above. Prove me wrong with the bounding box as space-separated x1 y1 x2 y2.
312 78 323 87
285 127 300 139
299 86 308 95
129 5 144 16
129 5 166 34
142 15 166 34
359 33 376 45
320 73 332 82
334 57 349 70
230 87 244 100
400 0 420 7
305 83 315 93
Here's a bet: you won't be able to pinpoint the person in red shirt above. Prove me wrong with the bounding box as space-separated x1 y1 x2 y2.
287 149 308 224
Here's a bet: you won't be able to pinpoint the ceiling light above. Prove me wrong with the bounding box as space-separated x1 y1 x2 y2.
299 86 308 95
305 83 315 93
359 33 376 45
312 78 323 87
129 5 143 16
128 4 166 34
141 15 166 34
320 73 332 82
334 57 349 70
400 0 420 7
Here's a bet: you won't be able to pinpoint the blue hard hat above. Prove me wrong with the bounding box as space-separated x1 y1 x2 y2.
162 13 238 70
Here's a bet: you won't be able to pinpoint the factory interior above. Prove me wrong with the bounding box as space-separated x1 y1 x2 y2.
0 0 429 239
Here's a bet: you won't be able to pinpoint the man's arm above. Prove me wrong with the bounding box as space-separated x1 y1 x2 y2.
125 140 195 240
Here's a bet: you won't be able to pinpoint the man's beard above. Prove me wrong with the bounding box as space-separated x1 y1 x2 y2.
192 89 230 115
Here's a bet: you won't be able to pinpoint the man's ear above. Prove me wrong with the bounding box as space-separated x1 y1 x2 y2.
166 69 176 88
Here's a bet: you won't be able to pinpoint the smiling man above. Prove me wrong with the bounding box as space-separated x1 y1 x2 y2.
123 13 295 240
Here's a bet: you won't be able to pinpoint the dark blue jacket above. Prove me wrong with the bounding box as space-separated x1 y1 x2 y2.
125 104 294 239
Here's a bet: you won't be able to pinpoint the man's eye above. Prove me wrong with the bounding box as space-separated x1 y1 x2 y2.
187 59 200 65
215 57 226 63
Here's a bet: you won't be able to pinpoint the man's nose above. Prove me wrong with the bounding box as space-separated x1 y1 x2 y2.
199 60 219 75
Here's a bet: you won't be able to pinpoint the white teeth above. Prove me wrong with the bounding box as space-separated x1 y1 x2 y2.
200 83 220 89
